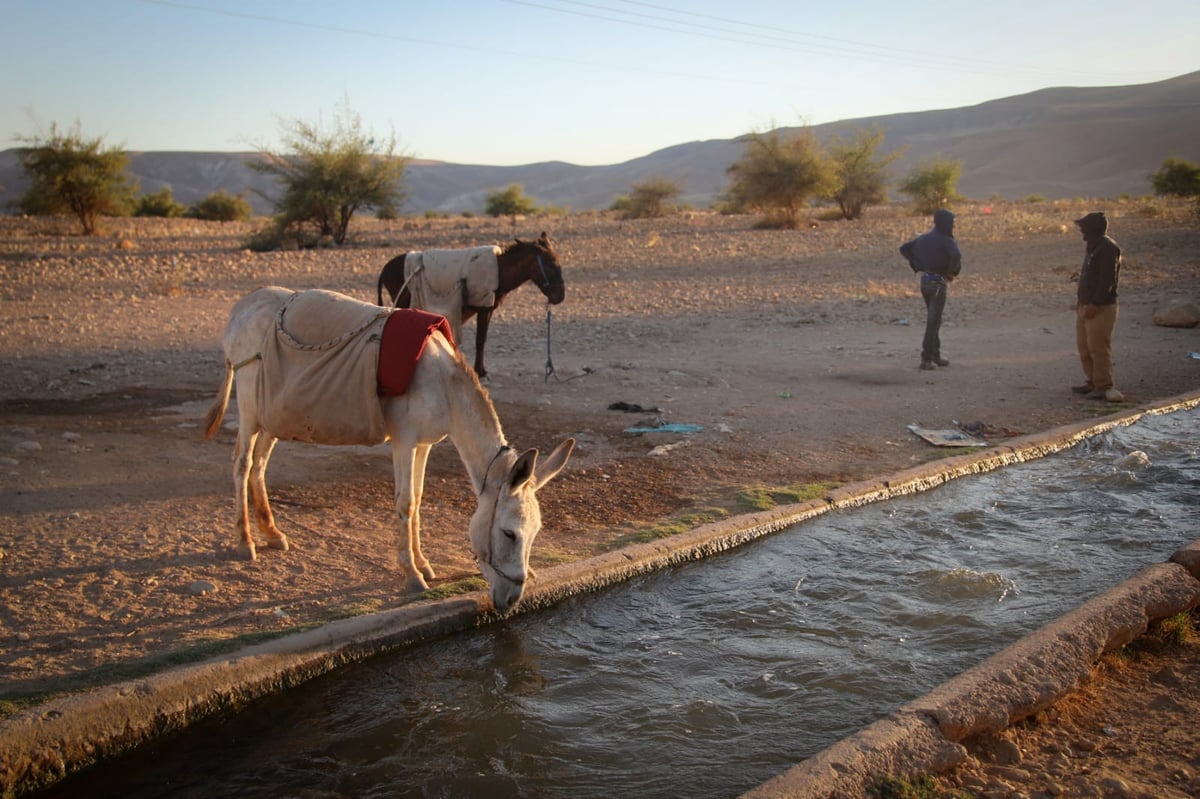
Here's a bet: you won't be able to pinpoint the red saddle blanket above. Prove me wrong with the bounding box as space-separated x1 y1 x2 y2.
378 309 456 397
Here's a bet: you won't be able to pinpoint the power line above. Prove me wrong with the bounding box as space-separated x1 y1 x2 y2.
506 0 1125 81
134 0 829 92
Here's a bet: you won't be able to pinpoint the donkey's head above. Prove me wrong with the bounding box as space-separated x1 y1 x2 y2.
469 438 574 614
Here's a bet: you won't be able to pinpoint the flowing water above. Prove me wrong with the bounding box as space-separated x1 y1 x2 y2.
40 408 1199 799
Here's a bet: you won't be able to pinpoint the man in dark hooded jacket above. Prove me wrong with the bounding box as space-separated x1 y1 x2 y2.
1072 211 1123 402
900 209 961 370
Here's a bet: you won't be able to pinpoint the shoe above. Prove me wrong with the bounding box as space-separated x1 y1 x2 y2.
920 360 936 371
1071 382 1095 394
933 358 950 367
1087 386 1122 401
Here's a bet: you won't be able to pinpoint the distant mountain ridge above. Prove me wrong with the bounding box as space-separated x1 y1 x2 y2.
2 71 1198 216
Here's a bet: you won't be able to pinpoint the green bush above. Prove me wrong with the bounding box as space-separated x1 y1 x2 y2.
187 190 253 222
243 222 284 252
250 99 409 244
484 183 539 217
1150 157 1200 197
614 176 681 219
725 127 832 229
825 126 899 220
243 217 311 251
898 157 963 214
135 187 186 218
14 121 136 234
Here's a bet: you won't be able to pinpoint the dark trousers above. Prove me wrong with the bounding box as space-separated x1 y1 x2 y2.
920 279 947 362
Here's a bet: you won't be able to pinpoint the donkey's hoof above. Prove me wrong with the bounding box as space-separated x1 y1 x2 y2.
236 542 258 561
266 533 290 552
403 574 430 594
418 562 437 581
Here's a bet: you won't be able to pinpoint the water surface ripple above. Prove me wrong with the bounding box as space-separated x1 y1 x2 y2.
42 408 1199 799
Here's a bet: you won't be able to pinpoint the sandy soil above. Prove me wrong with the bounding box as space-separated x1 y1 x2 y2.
2 201 1199 795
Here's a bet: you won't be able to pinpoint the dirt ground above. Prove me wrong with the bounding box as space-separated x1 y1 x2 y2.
2 201 1199 796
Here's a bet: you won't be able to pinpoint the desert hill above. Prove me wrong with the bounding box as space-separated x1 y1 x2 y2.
1 71 1197 216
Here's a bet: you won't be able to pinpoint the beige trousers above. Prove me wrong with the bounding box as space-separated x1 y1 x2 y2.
1075 303 1118 390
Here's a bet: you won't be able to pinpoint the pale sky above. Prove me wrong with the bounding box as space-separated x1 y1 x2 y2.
4 0 1197 166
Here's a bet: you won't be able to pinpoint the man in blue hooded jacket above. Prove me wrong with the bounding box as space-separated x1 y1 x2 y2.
900 209 962 370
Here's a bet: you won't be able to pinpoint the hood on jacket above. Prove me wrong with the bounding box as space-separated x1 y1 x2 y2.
933 209 955 236
1074 211 1108 240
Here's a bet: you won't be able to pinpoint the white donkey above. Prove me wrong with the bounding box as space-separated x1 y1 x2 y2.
204 286 574 614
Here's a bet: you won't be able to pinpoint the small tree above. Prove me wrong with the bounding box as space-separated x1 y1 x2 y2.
1150 157 1200 197
135 187 186 218
188 190 253 222
485 183 539 217
898 157 962 214
15 121 137 234
613 176 681 219
824 126 900 220
250 100 408 245
725 127 832 229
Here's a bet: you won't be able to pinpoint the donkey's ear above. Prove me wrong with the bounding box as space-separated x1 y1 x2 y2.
538 231 550 243
507 448 538 491
533 438 574 489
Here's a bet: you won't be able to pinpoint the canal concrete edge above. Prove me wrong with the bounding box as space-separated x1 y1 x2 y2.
2 390 1199 798
740 559 1200 799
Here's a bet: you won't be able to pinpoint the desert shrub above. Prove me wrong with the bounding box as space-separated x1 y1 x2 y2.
824 126 899 220
14 121 137 234
1150 157 1200 197
898 157 962 214
726 127 832 229
250 99 408 244
187 190 253 222
485 183 539 217
615 176 682 219
243 221 286 252
242 217 316 251
1023 194 1046 203
135 188 186 218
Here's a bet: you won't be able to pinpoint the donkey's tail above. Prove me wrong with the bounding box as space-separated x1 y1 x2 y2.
203 360 235 439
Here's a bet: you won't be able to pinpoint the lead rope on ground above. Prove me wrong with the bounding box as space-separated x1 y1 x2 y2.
544 305 555 383
543 304 593 383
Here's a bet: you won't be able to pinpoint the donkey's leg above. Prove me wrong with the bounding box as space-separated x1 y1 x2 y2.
232 428 259 560
390 439 431 593
409 443 436 581
248 434 289 552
